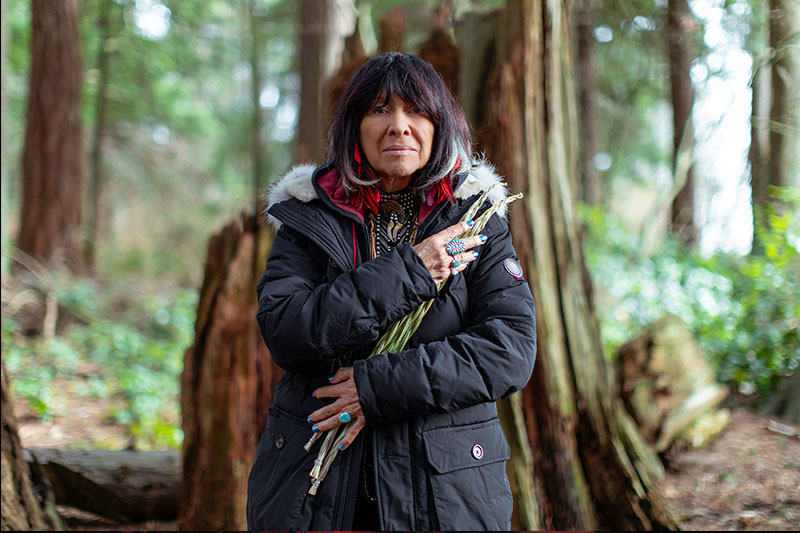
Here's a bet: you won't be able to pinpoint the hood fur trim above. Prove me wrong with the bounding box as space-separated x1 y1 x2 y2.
263 158 508 230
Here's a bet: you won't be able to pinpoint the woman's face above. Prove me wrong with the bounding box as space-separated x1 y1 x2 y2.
359 95 434 190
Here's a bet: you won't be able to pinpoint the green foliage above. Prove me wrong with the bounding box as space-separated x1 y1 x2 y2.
2 278 197 450
584 187 800 399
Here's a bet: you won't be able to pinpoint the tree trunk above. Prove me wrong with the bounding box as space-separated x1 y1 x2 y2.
249 0 265 211
16 0 84 271
767 0 800 190
178 214 281 530
667 0 698 246
1 361 63 530
84 0 115 271
24 448 179 522
296 0 353 164
575 0 601 205
467 1 679 529
1 0 9 274
378 7 406 54
749 39 771 252
418 29 460 95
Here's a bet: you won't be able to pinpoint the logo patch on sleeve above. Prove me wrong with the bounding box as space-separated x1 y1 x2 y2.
503 258 523 279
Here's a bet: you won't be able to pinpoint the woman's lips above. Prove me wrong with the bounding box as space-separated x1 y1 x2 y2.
383 146 417 153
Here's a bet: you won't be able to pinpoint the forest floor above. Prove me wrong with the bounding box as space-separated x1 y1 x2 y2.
13 393 800 531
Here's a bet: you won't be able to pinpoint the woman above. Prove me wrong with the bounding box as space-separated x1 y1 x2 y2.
247 52 536 531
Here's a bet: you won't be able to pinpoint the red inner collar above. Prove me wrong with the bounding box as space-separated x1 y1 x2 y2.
315 167 448 225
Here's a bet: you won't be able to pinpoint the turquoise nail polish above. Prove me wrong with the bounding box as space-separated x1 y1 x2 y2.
307 417 313 423
338 444 346 451
467 220 474 227
312 425 319 432
311 392 316 399
479 235 487 242
328 376 334 381
472 251 479 258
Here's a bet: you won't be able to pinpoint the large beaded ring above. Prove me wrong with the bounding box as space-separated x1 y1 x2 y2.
445 238 467 256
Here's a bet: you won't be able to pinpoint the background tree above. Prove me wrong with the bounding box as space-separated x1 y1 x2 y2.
296 0 354 164
576 0 601 205
766 0 799 192
15 0 84 271
462 0 677 528
667 0 698 246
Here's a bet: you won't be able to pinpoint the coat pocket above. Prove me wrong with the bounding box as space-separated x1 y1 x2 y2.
423 418 513 531
246 406 316 530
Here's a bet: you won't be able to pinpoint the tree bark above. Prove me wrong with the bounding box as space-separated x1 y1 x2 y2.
378 7 406 54
84 0 115 271
249 0 265 211
1 0 9 274
16 0 84 271
749 41 771 252
178 214 281 530
667 0 698 246
296 0 353 164
1 361 63 530
575 0 601 205
24 448 179 522
469 1 679 529
767 0 800 190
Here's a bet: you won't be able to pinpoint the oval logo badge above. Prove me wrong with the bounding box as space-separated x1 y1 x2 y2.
503 258 523 279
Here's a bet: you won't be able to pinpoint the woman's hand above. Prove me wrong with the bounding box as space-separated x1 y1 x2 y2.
309 367 366 450
413 220 486 283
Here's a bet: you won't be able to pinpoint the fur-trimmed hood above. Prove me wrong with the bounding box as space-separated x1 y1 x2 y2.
264 159 508 230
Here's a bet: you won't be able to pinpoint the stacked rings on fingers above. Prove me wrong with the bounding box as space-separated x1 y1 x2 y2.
445 238 467 256
338 411 352 423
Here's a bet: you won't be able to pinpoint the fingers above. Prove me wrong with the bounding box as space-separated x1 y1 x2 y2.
328 366 353 385
337 416 366 451
308 396 362 431
438 219 474 241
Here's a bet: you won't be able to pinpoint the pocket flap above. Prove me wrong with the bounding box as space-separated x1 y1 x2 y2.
423 419 510 474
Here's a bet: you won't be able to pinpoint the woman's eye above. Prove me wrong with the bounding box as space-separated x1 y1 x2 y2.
410 107 423 114
373 107 387 115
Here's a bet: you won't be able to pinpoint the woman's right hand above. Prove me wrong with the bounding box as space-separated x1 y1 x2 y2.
413 220 486 283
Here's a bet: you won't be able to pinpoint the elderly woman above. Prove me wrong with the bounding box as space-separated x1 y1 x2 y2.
247 52 536 531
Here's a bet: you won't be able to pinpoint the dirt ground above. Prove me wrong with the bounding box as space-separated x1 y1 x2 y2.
657 407 800 531
14 394 800 531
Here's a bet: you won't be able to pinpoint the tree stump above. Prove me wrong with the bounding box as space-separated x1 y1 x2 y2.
179 213 281 530
1 361 63 530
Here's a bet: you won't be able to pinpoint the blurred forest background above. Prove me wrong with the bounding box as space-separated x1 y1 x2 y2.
1 0 798 530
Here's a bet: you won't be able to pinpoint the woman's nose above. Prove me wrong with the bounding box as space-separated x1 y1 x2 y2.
388 112 411 136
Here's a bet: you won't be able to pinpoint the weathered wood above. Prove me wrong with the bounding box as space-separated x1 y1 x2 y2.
617 315 729 451
24 448 179 522
179 213 280 530
471 0 679 529
2 362 63 530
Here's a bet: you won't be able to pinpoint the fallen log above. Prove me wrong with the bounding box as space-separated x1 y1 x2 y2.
23 448 180 522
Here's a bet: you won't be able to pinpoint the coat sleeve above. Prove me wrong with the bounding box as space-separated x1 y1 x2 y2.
256 224 438 374
353 215 537 422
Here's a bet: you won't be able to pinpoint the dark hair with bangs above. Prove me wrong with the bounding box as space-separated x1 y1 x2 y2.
326 52 472 194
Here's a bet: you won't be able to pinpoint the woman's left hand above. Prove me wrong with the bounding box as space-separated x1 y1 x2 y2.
308 367 366 450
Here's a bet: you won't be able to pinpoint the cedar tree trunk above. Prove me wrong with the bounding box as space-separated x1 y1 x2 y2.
16 0 84 271
466 1 679 529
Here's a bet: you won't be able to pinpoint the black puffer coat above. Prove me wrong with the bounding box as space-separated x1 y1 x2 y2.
246 161 536 531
